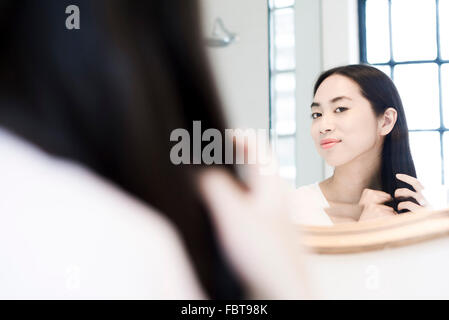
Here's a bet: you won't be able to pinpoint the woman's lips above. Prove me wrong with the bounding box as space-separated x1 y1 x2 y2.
320 139 341 149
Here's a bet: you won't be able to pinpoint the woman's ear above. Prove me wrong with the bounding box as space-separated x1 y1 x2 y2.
378 107 398 136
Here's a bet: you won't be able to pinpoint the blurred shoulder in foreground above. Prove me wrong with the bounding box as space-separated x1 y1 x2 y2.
0 128 205 299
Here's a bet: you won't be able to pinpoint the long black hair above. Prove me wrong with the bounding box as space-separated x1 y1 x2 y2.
0 0 244 298
313 64 417 212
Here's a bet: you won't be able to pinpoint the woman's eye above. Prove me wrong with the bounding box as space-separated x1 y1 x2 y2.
311 112 321 119
335 107 348 113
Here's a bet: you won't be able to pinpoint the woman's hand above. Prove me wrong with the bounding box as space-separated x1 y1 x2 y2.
358 188 396 221
198 161 309 299
395 173 429 212
358 174 429 221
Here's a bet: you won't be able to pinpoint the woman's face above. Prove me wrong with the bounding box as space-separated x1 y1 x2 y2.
310 74 383 167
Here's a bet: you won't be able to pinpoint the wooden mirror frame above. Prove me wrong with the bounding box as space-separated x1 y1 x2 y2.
300 209 449 254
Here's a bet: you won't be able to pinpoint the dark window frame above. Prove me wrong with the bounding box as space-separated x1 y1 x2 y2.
359 0 448 184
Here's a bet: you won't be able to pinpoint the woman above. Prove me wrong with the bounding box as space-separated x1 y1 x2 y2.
291 64 428 225
0 0 305 299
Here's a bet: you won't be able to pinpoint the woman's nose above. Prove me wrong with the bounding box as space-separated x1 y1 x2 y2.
319 115 335 134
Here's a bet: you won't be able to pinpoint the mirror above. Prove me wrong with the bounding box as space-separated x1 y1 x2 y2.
201 0 449 226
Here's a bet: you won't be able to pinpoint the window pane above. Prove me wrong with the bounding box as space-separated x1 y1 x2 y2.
272 72 296 135
373 64 392 78
409 131 442 186
442 64 449 127
275 136 296 180
275 91 296 136
273 8 295 70
366 0 390 63
273 72 295 93
270 0 294 9
394 63 440 129
440 0 449 60
391 0 437 61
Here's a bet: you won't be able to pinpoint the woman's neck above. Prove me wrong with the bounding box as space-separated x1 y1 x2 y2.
321 147 382 204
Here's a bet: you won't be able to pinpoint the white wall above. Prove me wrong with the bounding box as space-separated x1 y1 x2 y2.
199 0 359 186
295 0 324 187
200 0 269 131
321 0 360 70
295 0 359 186
321 0 360 179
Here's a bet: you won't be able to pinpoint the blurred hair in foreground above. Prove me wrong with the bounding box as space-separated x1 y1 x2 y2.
0 0 244 298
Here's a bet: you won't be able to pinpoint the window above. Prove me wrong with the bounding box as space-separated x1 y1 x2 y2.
268 0 297 185
359 0 449 186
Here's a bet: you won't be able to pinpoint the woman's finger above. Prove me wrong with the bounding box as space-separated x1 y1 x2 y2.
394 188 426 206
359 204 397 221
379 192 393 202
374 190 393 199
360 189 392 205
230 132 280 195
396 173 424 192
198 169 246 214
362 188 391 198
376 204 397 214
397 200 423 212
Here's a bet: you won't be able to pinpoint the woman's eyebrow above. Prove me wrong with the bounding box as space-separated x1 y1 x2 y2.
330 96 352 103
311 96 352 108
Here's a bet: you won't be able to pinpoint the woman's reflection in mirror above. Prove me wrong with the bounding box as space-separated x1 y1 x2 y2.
291 64 429 225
